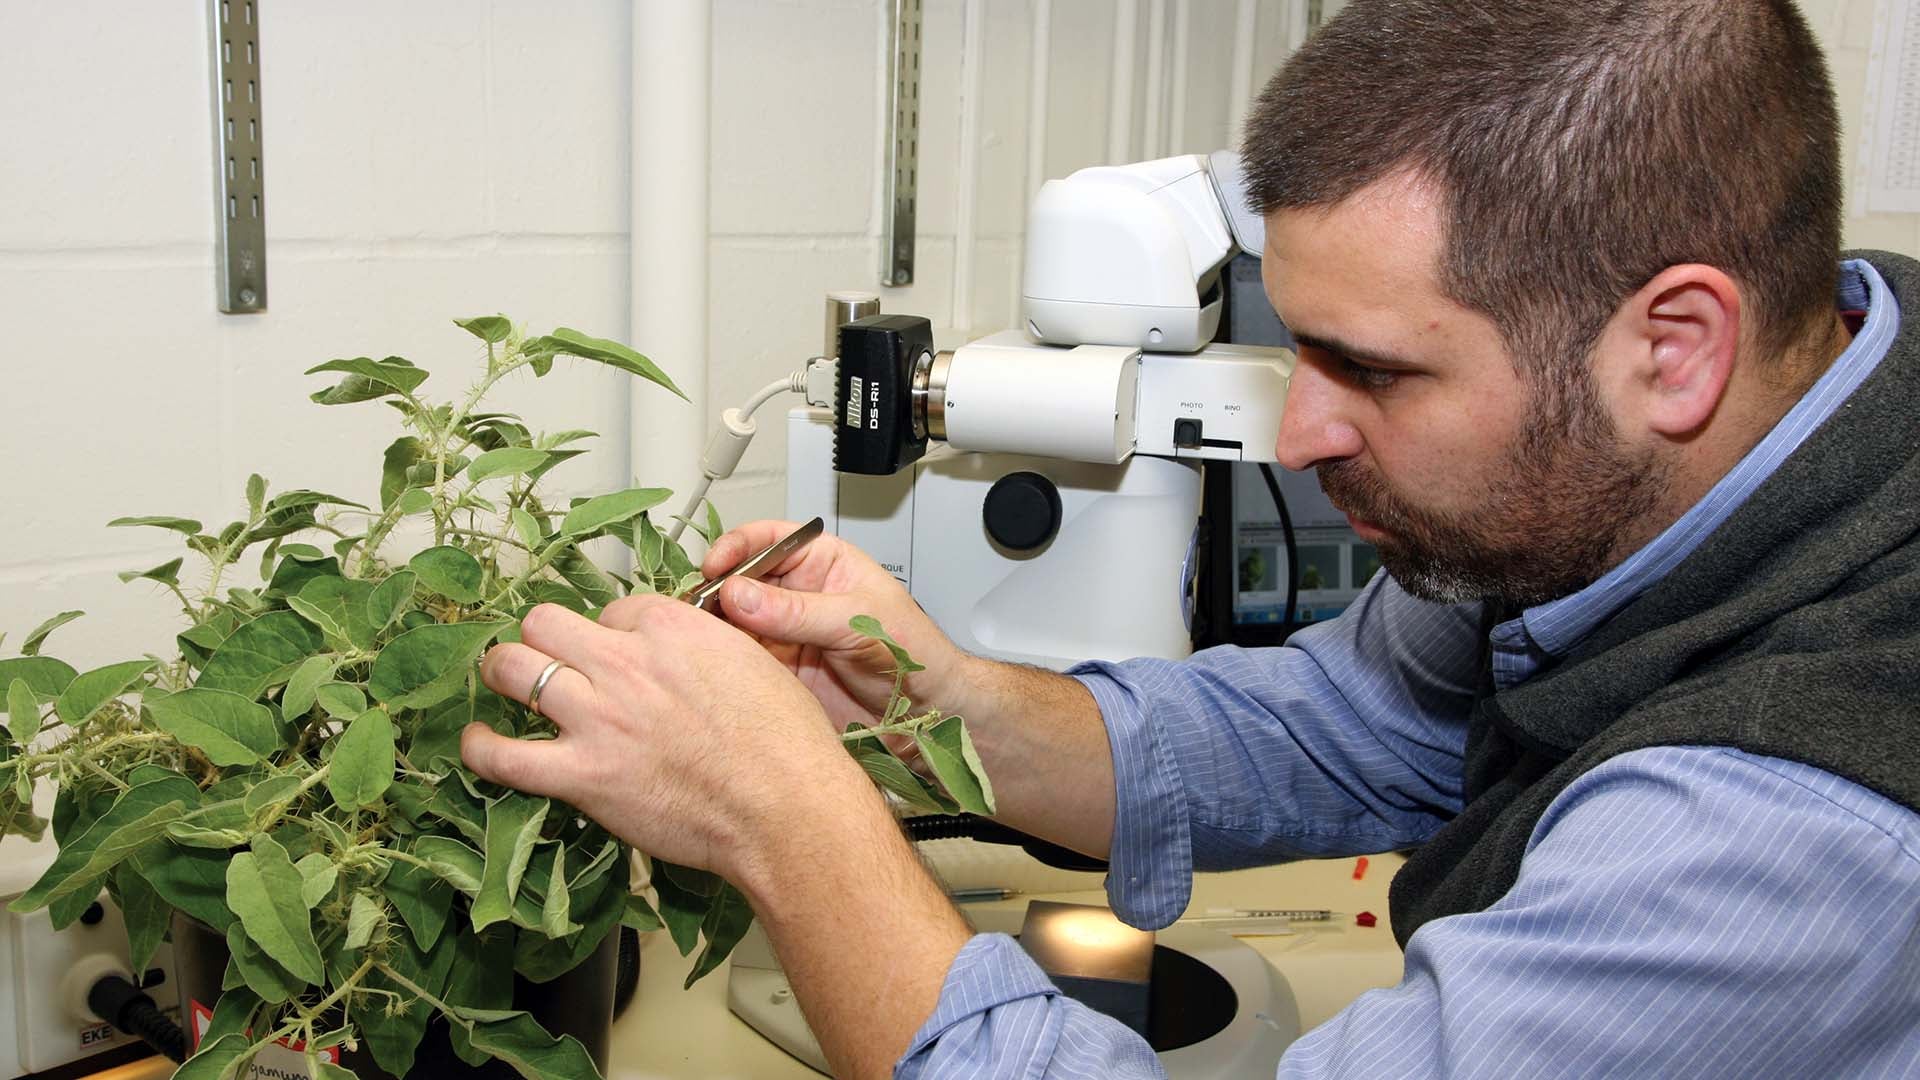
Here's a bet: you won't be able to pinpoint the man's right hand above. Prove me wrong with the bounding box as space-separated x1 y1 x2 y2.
701 520 968 732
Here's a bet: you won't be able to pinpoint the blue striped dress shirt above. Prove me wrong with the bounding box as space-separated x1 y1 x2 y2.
898 260 1920 1078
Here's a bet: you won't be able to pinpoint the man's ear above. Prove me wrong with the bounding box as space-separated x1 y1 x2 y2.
1609 265 1741 438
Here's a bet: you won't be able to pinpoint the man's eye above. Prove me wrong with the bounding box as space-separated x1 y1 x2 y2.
1338 357 1400 390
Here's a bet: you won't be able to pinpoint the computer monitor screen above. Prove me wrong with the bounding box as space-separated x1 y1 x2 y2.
1228 464 1379 629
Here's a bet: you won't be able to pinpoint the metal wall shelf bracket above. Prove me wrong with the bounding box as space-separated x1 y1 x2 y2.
881 0 923 287
211 0 266 313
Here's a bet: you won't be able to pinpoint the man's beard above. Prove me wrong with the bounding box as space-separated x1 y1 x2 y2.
1317 388 1669 608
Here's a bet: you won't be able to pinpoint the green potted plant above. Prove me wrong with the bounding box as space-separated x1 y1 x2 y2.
0 318 994 1080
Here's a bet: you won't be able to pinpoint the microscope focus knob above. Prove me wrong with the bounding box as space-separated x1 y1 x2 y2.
983 471 1063 552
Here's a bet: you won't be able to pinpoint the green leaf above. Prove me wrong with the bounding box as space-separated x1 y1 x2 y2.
345 890 382 949
202 986 262 1045
21 611 82 656
368 621 508 709
511 508 544 552
472 794 549 931
633 513 666 581
53 659 157 726
143 689 285 766
410 689 504 773
8 776 199 912
465 412 530 448
361 928 458 1075
0 800 46 843
621 891 664 933
327 708 396 810
849 614 927 674
279 655 338 721
844 725 957 815
106 515 203 535
165 822 251 850
559 487 673 538
705 500 724 546
381 435 430 509
315 681 368 720
250 490 367 543
651 861 710 956
467 447 551 484
443 926 515 1069
912 714 996 816
455 314 512 343
0 658 75 702
117 557 185 586
224 919 304 1004
172 1032 248 1080
532 326 688 401
307 355 430 405
195 611 326 701
383 853 454 952
310 1028 355 1056
394 487 434 515
686 882 756 988
264 553 342 601
137 845 234 932
289 576 378 650
551 544 621 607
409 546 485 604
7 679 40 747
367 570 417 630
296 852 337 908
113 863 170 973
246 473 267 516
567 835 621 892
227 832 324 985
457 1009 602 1080
662 531 699 582
414 835 485 895
541 845 572 938
226 784 286 829
541 429 599 449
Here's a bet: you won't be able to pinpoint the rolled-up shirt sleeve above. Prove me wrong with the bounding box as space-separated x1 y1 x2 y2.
1075 574 1485 928
897 933 1166 1080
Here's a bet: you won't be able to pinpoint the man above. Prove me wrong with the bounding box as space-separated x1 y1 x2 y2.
463 1 1920 1076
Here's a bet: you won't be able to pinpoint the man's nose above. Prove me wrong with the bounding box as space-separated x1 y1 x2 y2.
1275 360 1364 471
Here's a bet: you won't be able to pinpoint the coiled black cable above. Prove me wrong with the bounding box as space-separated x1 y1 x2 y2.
86 973 187 1063
904 814 1108 873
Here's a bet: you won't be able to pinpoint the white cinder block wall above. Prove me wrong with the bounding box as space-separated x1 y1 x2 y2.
1 0 1913 670
1 1 640 667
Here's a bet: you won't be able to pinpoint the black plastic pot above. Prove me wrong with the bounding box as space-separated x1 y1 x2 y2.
169 913 619 1079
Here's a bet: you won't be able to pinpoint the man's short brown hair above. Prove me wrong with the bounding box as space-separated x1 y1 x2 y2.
1242 0 1842 391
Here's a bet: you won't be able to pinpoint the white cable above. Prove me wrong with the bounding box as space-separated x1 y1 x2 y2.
665 373 808 544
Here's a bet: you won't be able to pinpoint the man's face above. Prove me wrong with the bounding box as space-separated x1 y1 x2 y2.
1261 174 1667 607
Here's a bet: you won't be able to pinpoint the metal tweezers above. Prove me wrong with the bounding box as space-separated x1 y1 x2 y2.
678 516 825 611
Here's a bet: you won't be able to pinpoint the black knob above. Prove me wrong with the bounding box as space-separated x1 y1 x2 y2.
983 472 1063 552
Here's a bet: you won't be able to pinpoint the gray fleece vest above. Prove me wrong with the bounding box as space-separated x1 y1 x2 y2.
1388 250 1920 949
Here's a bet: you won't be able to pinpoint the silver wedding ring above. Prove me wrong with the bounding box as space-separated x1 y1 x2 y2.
527 658 569 718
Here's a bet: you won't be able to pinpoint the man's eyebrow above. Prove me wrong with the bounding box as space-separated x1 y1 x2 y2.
1288 331 1422 369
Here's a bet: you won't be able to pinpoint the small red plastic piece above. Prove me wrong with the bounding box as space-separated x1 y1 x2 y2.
1355 911 1378 928
1352 856 1370 880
